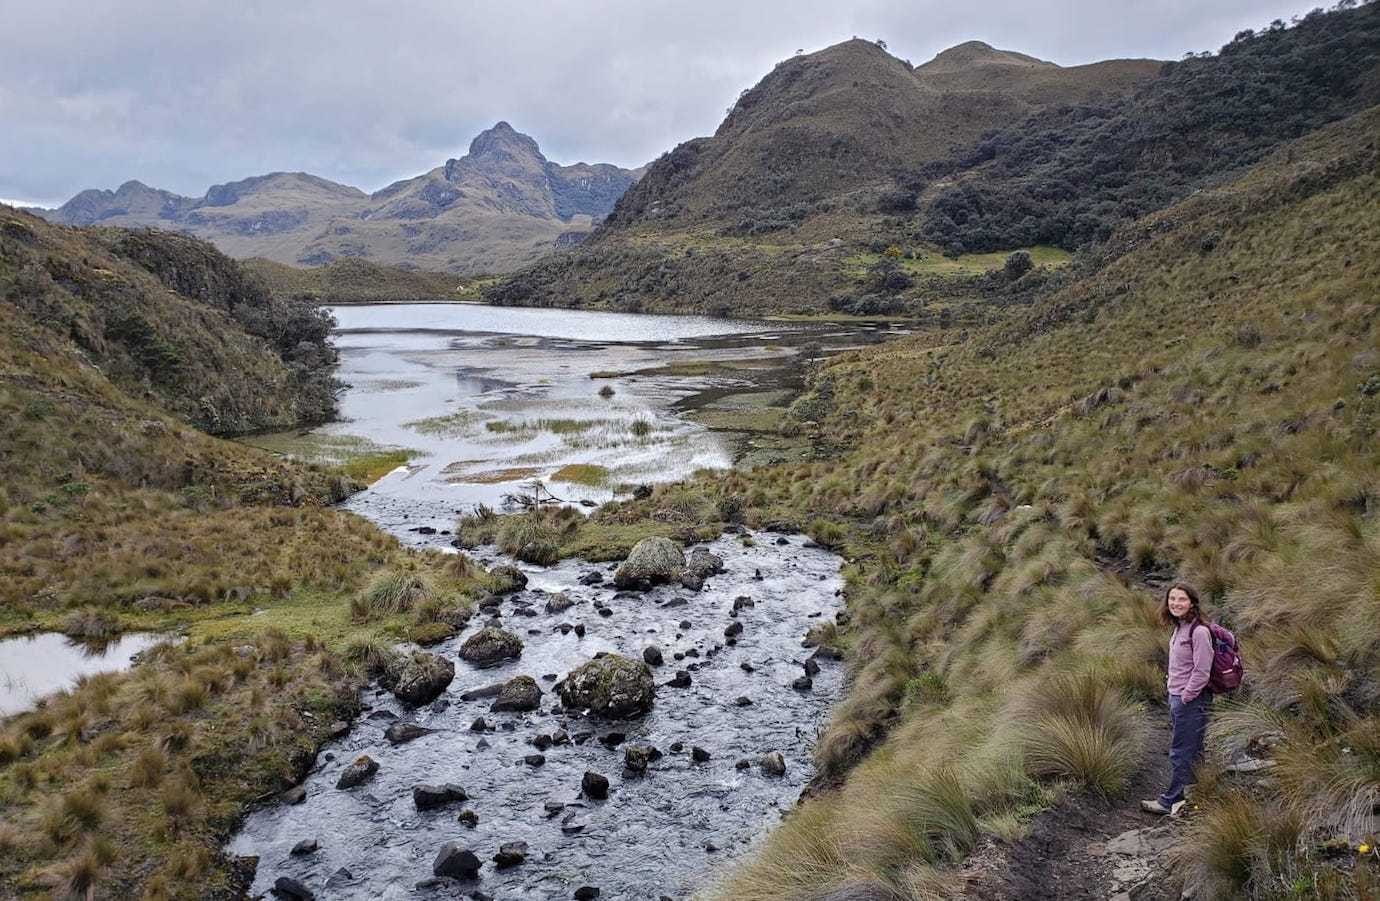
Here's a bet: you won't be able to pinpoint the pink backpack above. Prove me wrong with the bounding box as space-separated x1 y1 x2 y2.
1195 622 1244 693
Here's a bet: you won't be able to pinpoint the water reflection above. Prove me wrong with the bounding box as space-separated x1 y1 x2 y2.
0 632 168 717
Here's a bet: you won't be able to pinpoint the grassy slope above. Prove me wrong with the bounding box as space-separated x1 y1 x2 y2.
0 219 494 898
242 256 476 304
684 104 1380 898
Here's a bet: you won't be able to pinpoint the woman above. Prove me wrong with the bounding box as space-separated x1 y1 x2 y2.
1141 581 1215 815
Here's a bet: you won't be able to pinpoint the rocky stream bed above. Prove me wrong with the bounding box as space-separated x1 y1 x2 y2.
228 531 846 900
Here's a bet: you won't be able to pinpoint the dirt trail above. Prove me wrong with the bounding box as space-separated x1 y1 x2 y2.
961 716 1181 900
962 567 1185 900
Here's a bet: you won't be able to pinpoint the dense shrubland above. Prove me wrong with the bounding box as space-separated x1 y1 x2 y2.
915 0 1380 254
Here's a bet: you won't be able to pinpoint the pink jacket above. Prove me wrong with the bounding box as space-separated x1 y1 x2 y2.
1167 619 1213 702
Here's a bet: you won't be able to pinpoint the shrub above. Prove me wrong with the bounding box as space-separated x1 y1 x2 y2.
1016 667 1144 796
130 745 168 789
351 570 433 622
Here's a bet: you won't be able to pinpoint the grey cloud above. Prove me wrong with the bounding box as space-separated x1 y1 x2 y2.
0 0 1317 202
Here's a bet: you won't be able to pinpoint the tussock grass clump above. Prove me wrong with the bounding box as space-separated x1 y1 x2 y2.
1015 667 1144 796
60 607 119 640
351 570 434 622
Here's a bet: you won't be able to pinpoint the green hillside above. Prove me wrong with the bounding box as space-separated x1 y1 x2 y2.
0 214 489 897
494 68 1380 901
242 257 472 304
487 4 1380 319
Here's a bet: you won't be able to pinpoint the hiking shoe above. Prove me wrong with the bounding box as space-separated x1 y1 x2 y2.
1140 799 1172 815
1170 800 1188 816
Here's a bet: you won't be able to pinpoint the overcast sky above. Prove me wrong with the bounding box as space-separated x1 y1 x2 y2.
0 0 1320 207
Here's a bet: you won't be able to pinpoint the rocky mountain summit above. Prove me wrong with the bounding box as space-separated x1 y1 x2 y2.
40 122 641 274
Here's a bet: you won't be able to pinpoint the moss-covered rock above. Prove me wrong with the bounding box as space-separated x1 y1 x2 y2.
459 626 524 667
613 537 685 589
559 654 656 717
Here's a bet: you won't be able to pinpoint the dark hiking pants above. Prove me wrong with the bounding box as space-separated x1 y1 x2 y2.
1160 690 1212 807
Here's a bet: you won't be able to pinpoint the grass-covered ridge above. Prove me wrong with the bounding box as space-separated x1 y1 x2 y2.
685 103 1380 897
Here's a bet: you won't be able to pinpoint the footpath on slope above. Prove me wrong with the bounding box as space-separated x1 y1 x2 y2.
962 562 1184 900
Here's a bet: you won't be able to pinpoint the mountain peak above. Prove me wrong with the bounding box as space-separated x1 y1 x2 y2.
918 40 1056 74
467 121 543 162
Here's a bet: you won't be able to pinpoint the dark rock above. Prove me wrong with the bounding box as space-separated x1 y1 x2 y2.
735 758 751 770
679 571 705 591
432 843 481 879
685 548 725 579
552 729 571 745
642 645 664 666
733 595 755 612
381 651 455 706
574 624 586 638
724 622 743 639
272 876 315 900
414 783 468 810
760 752 786 776
458 809 479 828
544 800 566 816
280 785 307 805
581 770 610 800
491 675 543 712
365 709 397 722
792 675 814 691
666 670 692 688
598 732 626 748
336 755 379 789
578 571 604 586
632 484 653 500
531 734 554 751
476 738 491 750
385 721 435 745
735 696 753 707
561 815 589 835
328 721 349 738
624 745 659 774
597 607 613 618
575 886 601 899
489 565 528 595
679 620 692 630
545 592 576 613
804 657 821 677
740 662 755 673
459 627 524 667
493 841 528 868
559 654 656 717
290 838 319 856
470 716 489 732
524 754 546 767
462 683 505 702
691 746 711 763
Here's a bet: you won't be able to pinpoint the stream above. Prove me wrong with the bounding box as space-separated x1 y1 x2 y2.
227 304 861 898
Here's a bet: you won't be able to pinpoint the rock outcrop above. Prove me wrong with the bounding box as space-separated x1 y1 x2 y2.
613 537 685 589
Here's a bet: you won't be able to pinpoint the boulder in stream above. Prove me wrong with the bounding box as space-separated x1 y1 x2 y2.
460 627 524 667
493 840 528 868
413 783 468 810
642 645 664 666
491 675 542 712
613 537 685 590
380 651 455 706
559 654 656 717
545 592 576 613
760 752 787 777
433 843 481 879
581 770 610 800
489 565 528 595
336 755 379 789
273 876 315 900
385 721 436 745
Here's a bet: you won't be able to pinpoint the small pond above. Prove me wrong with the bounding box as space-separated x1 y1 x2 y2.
0 632 168 717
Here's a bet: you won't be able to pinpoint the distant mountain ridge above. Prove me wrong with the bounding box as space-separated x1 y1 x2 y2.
40 122 641 274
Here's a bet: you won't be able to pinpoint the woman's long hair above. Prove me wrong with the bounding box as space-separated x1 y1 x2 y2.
1158 581 1203 628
